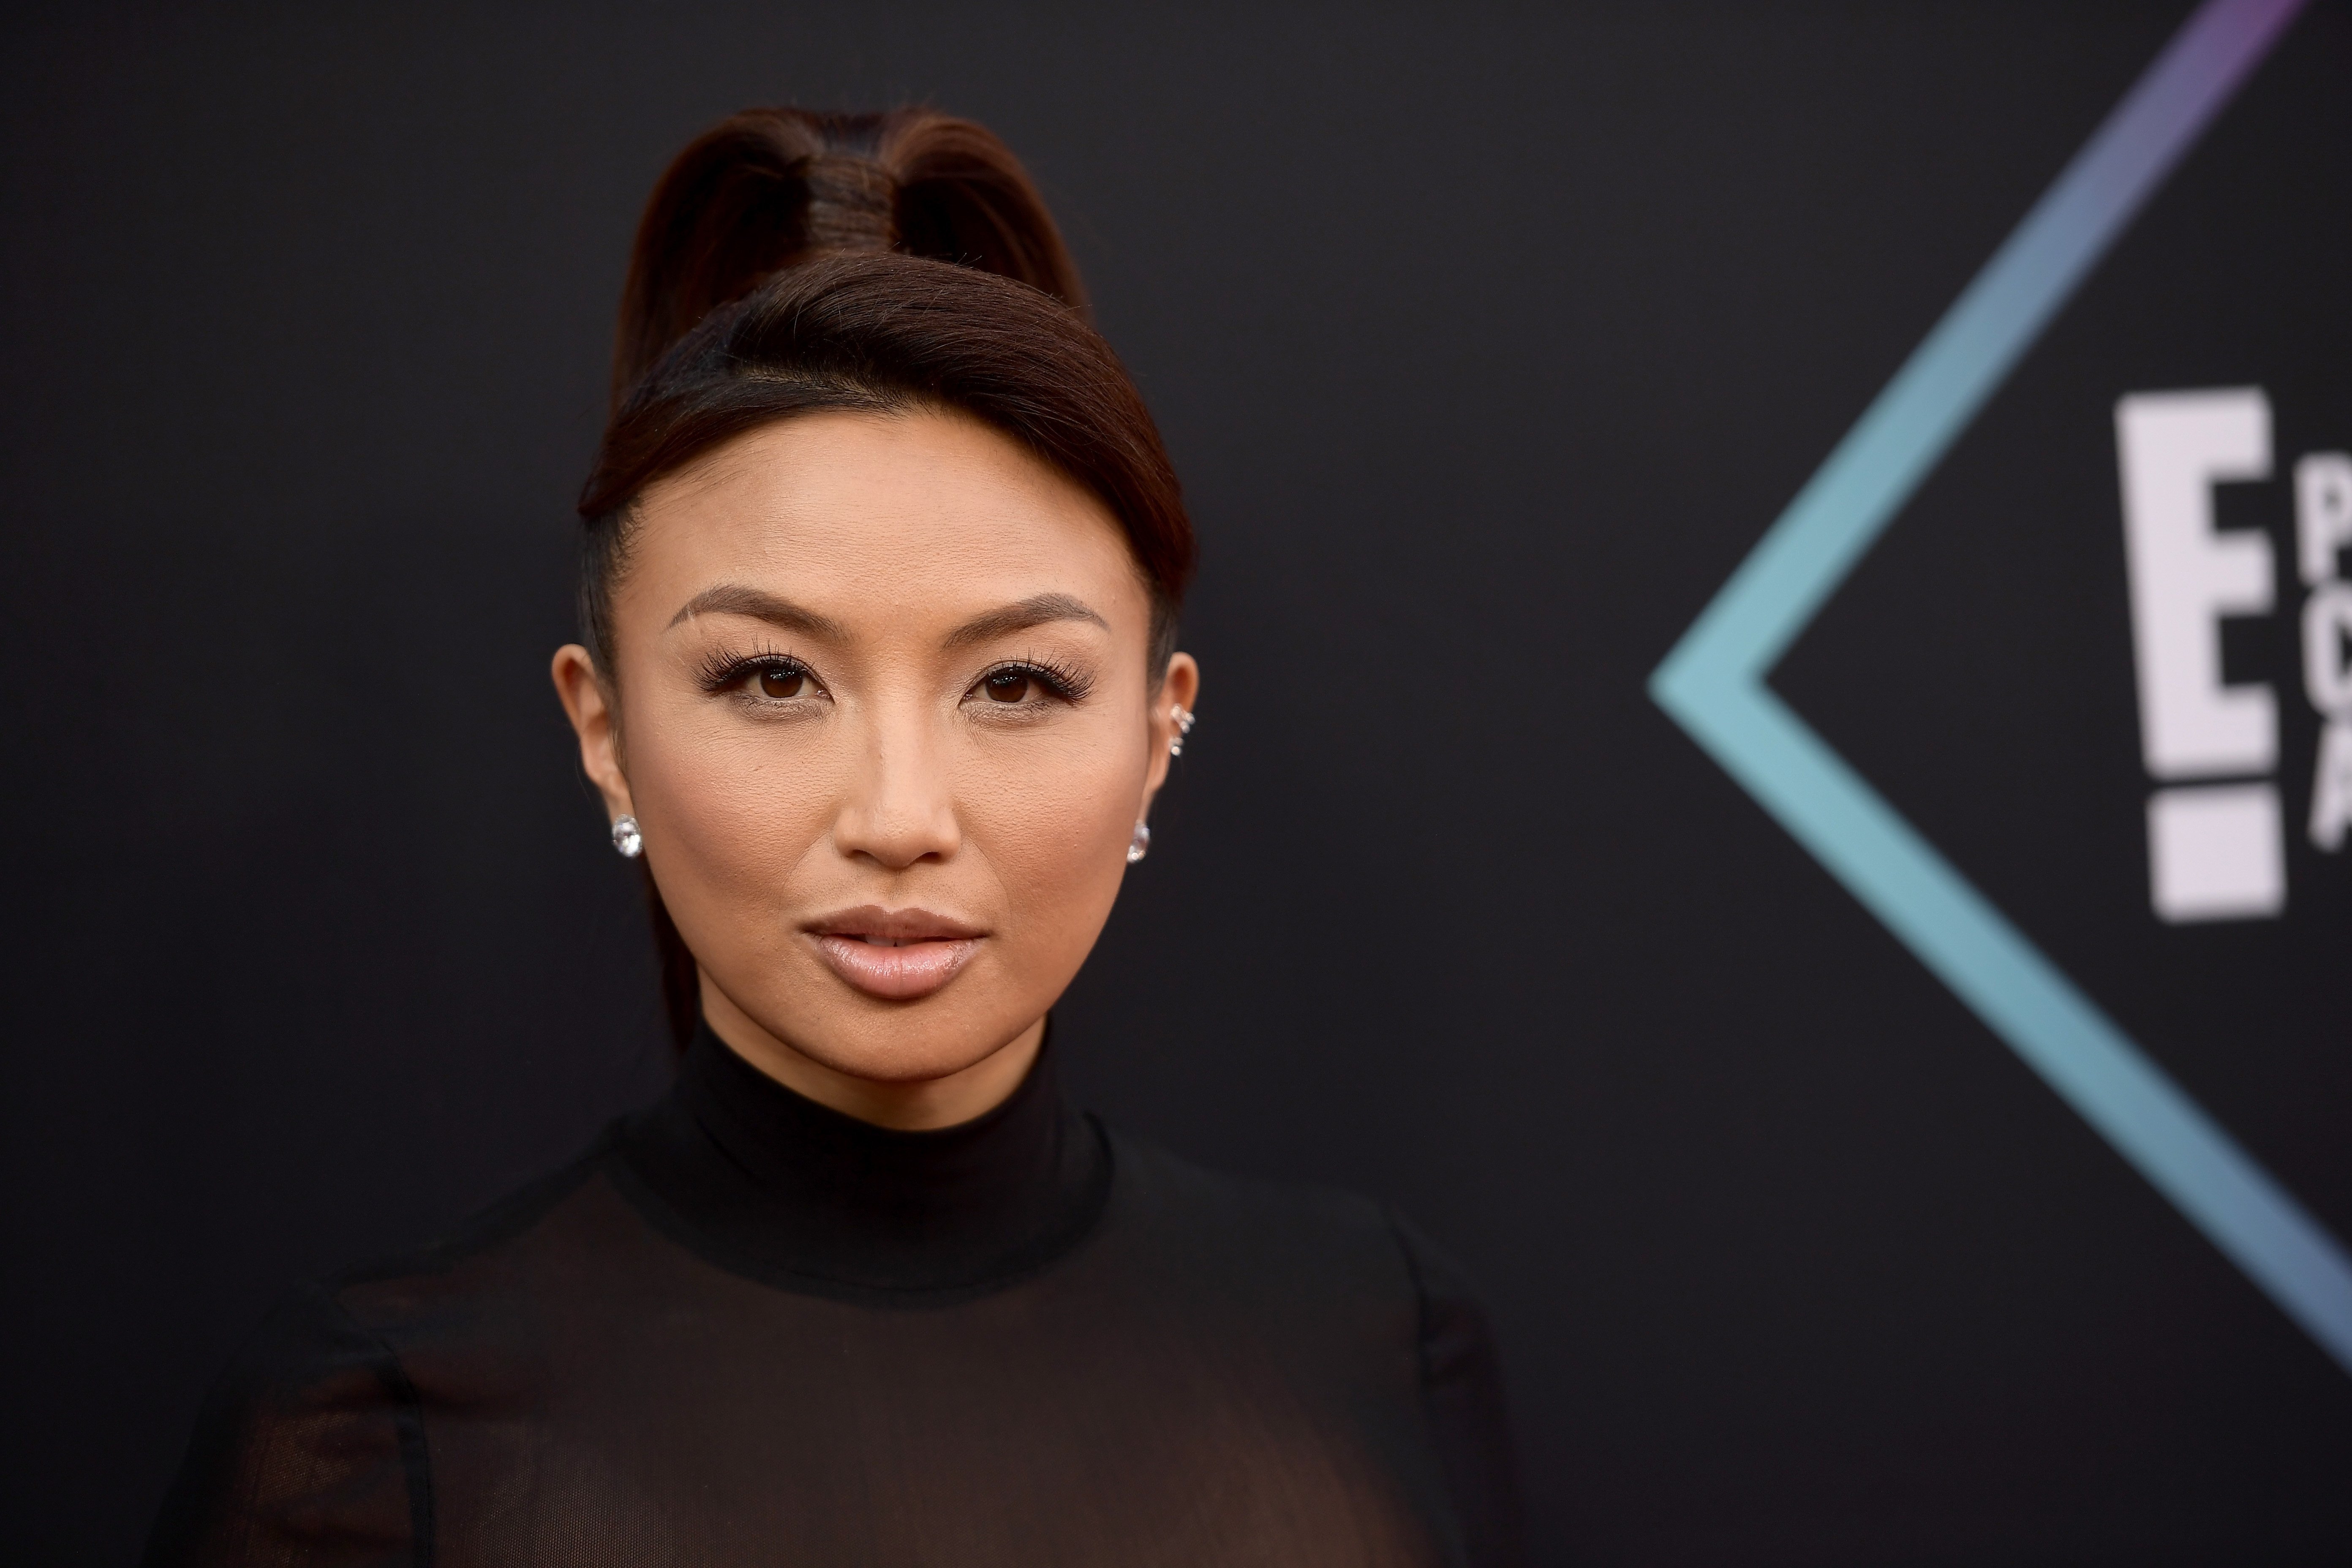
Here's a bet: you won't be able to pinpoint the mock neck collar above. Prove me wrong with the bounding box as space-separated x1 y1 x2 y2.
615 1019 1109 1296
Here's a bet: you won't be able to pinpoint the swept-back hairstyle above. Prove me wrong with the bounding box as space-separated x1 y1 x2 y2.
578 108 1195 1048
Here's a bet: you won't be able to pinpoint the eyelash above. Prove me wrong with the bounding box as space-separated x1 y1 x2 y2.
695 643 820 697
975 656 1095 705
692 646 1095 706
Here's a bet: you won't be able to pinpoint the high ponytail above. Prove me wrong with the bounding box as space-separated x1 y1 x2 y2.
582 107 1190 1052
610 109 1086 403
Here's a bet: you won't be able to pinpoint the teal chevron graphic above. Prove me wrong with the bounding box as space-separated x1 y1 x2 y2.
1649 0 2352 1375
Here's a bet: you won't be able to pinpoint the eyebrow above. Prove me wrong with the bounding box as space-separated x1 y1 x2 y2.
666 585 847 640
940 592 1111 650
664 584 1109 648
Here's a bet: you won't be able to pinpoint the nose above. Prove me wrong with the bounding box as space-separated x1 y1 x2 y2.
831 705 961 871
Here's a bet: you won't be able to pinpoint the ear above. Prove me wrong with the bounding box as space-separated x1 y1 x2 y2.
1137 651 1201 820
551 644 636 823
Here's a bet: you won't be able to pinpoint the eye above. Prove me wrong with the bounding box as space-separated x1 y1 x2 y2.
694 646 825 705
964 656 1094 712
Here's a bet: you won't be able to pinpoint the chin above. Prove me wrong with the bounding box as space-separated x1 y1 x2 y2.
769 999 1031 1086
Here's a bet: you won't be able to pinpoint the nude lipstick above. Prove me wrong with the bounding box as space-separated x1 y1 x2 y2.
806 906 983 1001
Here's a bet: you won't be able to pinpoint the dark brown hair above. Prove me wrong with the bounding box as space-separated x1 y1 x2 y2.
578 107 1195 1048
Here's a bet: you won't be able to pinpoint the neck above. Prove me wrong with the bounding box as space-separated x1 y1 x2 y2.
618 1013 1108 1294
697 979 1047 1131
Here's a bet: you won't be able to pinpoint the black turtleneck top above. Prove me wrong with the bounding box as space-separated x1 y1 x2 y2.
147 1025 1526 1566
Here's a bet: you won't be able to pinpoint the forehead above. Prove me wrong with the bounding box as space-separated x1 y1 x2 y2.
624 408 1144 625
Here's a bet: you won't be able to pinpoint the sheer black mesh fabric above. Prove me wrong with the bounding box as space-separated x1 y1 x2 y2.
147 1026 1526 1566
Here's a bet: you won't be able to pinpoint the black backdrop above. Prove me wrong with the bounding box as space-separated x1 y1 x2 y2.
5 3 2349 1563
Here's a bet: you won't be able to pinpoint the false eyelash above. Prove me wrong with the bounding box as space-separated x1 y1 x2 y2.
694 642 817 695
981 654 1096 704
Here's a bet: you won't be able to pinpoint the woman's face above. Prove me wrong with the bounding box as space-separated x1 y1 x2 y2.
553 409 1197 1126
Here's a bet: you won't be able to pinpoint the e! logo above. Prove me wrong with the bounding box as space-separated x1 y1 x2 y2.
2300 452 2352 851
2116 388 2352 922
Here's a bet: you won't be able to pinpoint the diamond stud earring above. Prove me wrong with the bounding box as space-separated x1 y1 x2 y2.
1127 821 1152 864
1169 705 1196 758
611 814 642 859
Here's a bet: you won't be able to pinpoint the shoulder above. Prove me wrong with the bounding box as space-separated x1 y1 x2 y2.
144 1130 626 1564
1101 1128 1500 1343
144 1281 427 1563
194 1127 621 1389
348 1124 624 1285
1095 1126 1462 1339
1105 1127 1409 1262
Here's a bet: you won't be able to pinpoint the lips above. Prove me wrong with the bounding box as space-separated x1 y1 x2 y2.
806 906 983 1001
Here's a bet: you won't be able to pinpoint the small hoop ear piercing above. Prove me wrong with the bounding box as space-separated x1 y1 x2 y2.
611 815 642 859
1127 821 1152 864
1169 705 1196 758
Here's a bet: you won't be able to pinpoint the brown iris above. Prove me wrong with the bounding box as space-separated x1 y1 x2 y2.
983 670 1030 703
757 667 805 699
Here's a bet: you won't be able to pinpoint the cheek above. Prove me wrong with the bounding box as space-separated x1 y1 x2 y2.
963 726 1142 920
627 703 840 910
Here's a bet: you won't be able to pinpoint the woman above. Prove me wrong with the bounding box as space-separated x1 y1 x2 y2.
148 108 1524 1566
